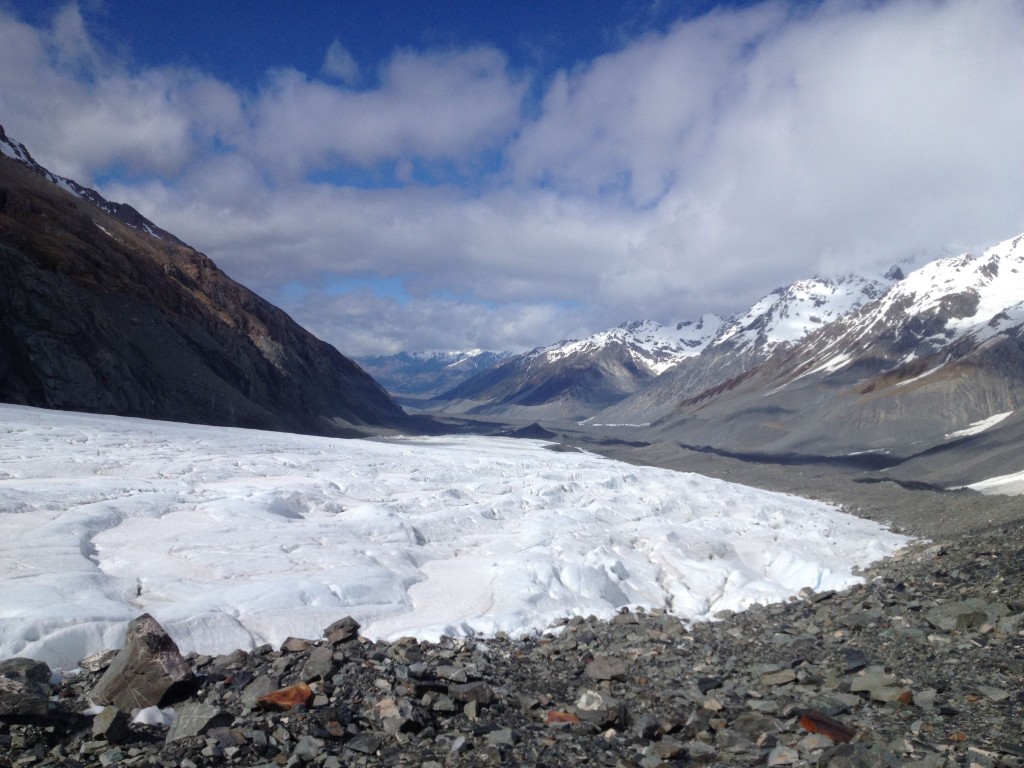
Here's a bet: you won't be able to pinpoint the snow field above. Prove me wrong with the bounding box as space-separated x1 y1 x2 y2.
0 404 910 669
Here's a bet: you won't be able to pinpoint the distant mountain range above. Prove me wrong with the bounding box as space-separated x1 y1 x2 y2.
414 317 721 421
0 125 407 435
421 271 895 422
357 350 511 399
409 232 1024 488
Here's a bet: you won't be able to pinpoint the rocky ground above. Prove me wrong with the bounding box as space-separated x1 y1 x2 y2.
2 446 1023 767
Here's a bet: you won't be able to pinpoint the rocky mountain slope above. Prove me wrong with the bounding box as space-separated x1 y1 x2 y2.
0 125 406 435
357 350 511 398
569 234 1022 491
636 235 1024 462
428 316 724 422
582 272 897 428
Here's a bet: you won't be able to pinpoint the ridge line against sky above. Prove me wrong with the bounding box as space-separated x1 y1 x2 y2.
1 0 1022 356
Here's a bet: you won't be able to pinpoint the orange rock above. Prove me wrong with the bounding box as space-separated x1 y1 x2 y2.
256 682 315 711
799 709 856 744
546 710 580 726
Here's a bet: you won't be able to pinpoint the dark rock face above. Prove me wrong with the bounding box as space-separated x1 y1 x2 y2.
0 131 406 436
89 614 196 710
91 706 131 744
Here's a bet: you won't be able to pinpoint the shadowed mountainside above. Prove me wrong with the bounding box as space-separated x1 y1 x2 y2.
0 126 407 436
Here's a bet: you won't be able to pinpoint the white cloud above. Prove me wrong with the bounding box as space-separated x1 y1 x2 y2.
245 47 526 177
508 0 1024 298
282 289 595 358
1 1 1023 356
322 39 360 84
0 6 243 183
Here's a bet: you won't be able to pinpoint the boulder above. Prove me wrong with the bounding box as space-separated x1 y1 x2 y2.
256 682 314 711
0 657 51 717
300 645 335 682
92 706 131 743
925 602 988 632
90 614 196 710
584 654 627 682
323 616 361 644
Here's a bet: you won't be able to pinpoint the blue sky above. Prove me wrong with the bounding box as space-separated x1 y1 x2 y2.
1 1 1022 355
11 1 757 89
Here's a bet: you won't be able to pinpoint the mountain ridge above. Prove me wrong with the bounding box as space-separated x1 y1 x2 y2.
410 231 1024 488
425 316 724 421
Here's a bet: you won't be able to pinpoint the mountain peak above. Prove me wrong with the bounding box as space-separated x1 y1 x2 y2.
711 271 897 354
0 124 185 246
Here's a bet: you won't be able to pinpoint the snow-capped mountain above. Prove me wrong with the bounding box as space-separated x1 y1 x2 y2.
712 273 894 353
0 124 405 434
791 234 1024 377
358 350 512 397
442 269 896 426
428 316 724 421
528 315 724 374
600 234 1024 488
597 271 898 427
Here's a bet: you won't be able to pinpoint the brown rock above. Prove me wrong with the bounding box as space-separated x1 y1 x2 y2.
799 709 857 744
546 710 581 726
256 682 315 711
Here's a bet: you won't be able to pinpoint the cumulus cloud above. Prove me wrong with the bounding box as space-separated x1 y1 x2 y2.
245 47 526 177
0 6 243 182
1 1 1023 355
508 0 1024 292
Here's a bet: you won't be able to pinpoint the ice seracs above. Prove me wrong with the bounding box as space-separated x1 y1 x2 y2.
0 404 909 670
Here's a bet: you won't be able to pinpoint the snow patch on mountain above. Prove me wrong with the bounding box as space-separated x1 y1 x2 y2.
945 411 1013 441
713 273 893 353
533 315 725 375
795 234 1024 377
